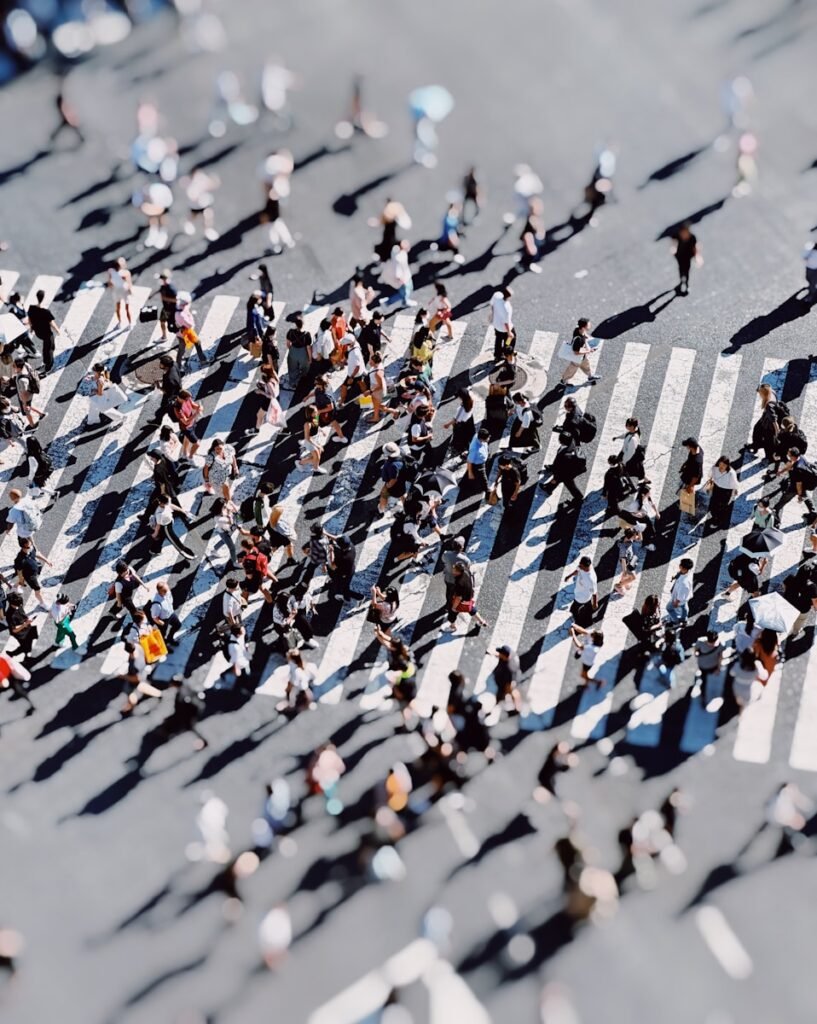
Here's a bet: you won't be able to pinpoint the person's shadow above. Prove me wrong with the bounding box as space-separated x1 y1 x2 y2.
594 290 677 339
723 292 813 352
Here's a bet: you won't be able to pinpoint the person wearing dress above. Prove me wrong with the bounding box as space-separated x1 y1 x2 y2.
203 438 239 501
442 388 475 457
107 256 133 328
706 455 739 528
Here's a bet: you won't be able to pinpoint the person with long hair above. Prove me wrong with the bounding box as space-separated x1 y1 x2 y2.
442 387 475 457
428 282 455 338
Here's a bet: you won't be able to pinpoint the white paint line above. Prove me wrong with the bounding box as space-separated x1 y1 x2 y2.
695 905 753 980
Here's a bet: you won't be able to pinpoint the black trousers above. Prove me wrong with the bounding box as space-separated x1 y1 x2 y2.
556 475 583 503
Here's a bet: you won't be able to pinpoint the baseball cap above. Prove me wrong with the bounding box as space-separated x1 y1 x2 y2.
496 644 513 657
158 268 171 280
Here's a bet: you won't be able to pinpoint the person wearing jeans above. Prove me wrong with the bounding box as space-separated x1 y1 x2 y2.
666 559 694 625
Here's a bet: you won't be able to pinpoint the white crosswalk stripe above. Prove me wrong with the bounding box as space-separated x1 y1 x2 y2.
524 342 650 725
2 264 817 772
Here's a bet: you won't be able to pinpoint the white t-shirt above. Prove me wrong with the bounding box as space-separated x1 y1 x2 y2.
491 293 513 332
621 432 640 464
151 592 175 620
153 505 174 527
671 572 693 604
515 406 533 428
581 642 599 669
316 329 336 361
223 592 242 621
8 502 36 539
574 567 597 604
346 345 365 379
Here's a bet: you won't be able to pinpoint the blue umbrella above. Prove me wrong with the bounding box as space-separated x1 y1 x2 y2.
409 85 454 123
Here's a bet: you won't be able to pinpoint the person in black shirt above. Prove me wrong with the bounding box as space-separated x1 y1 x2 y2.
152 269 179 342
14 538 50 609
672 223 699 296
541 433 585 506
152 356 182 425
679 436 704 492
26 289 62 374
557 398 584 445
358 311 388 362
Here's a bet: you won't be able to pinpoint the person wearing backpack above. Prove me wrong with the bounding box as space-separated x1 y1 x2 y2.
12 358 46 431
775 446 817 519
541 432 585 508
510 393 541 451
25 436 54 499
4 488 43 543
768 416 808 480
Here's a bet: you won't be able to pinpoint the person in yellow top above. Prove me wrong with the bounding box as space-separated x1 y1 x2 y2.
409 324 434 369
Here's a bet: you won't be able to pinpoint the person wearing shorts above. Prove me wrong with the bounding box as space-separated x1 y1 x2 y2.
173 390 202 461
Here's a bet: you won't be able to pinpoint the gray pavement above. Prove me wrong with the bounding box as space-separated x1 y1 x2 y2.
1 1 817 1022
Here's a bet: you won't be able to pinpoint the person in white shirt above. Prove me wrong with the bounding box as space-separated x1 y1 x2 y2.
340 338 366 404
149 580 181 644
569 625 605 685
706 455 739 528
566 556 598 628
380 240 415 310
228 623 251 679
490 286 514 360
222 578 245 630
150 494 195 560
666 558 694 625
4 488 42 543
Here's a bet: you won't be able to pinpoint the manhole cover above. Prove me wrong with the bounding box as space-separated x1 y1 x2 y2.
469 352 538 398
134 356 166 387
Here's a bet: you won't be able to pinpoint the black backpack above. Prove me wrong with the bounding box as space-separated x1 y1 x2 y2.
239 494 256 522
26 366 41 395
0 415 21 440
577 412 597 444
774 401 791 424
797 458 817 491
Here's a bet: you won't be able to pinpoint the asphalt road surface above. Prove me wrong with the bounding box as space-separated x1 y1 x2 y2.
1 1 817 1022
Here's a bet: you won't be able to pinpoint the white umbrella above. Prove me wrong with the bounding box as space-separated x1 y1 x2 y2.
749 593 798 633
409 85 454 123
0 313 27 346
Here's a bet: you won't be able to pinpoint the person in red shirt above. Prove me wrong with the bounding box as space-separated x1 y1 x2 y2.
239 540 277 604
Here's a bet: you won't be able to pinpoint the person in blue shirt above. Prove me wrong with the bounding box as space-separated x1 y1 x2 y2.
430 202 464 265
466 427 491 496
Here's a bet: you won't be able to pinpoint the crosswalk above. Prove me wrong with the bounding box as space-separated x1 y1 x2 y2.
2 266 817 775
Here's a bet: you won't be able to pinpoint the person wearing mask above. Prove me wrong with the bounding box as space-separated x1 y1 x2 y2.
666 558 694 625
566 555 598 629
489 286 514 361
706 455 739 529
557 318 601 389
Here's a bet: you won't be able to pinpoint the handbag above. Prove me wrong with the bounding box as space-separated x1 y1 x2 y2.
679 487 696 515
558 339 583 365
139 306 158 323
458 599 475 614
181 327 198 349
139 627 168 664
249 339 262 359
487 488 499 506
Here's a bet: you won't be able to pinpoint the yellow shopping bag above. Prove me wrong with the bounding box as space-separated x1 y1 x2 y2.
139 628 168 664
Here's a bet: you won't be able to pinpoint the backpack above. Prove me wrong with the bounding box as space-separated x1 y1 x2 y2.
797 458 817 491
26 366 41 395
774 401 791 424
16 500 43 534
254 495 267 528
239 494 256 522
577 412 597 444
0 415 22 440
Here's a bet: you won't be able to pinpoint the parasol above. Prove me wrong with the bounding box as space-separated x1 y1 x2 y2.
0 313 28 346
416 467 458 498
409 85 454 123
740 527 785 557
749 593 798 633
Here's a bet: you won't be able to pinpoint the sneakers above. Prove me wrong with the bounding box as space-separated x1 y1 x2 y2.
312 467 327 475
589 375 601 384
303 638 319 649
333 435 349 445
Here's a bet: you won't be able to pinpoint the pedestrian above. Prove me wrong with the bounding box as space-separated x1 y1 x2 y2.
112 561 146 620
768 416 808 480
722 552 765 599
509 393 541 451
749 384 781 461
246 365 283 436
0 651 34 714
299 404 327 475
0 399 25 466
263 182 295 253
517 197 544 274
6 593 37 664
428 282 455 337
442 388 475 458
566 555 598 628
752 497 777 530
152 355 182 427
368 585 400 633
495 453 524 512
250 263 275 314
283 648 317 711
728 648 768 711
358 309 389 364
50 593 79 650
666 558 694 625
149 580 182 645
671 223 700 296
541 432 585 508
679 436 704 498
14 537 50 610
388 508 429 563
266 502 298 563
349 274 374 324
240 539 277 604
613 528 639 595
107 257 133 328
152 268 178 342
182 167 220 241
86 364 126 426
694 630 724 703
375 627 417 707
706 455 739 528
378 442 407 513
172 389 203 462
221 578 246 633
364 352 387 424
4 489 43 545
620 481 660 551
174 293 208 369
326 534 359 600
307 376 346 442
490 286 514 361
25 436 54 499
203 438 239 502
161 677 208 750
430 204 465 265
461 165 483 223
490 643 523 713
245 292 268 358
26 288 62 374
558 318 601 389
802 241 817 304
603 454 629 515
569 626 605 684
284 313 312 388
753 628 779 677
775 447 817 519
465 426 491 497
13 359 47 430
617 417 645 486
227 624 252 682
379 240 415 310
406 404 434 464
150 494 195 560
409 325 434 372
